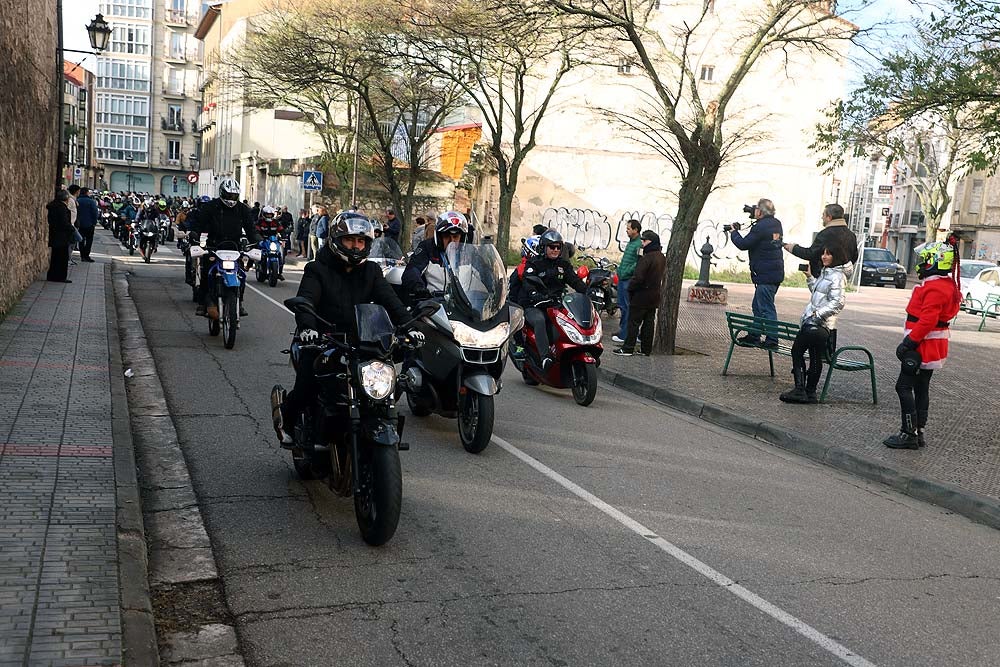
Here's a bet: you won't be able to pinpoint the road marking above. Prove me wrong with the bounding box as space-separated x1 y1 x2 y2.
490 434 876 667
245 283 289 312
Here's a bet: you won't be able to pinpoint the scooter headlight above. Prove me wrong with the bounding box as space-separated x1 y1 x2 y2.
221 260 236 270
359 361 395 400
269 241 279 252
555 313 602 345
450 320 510 349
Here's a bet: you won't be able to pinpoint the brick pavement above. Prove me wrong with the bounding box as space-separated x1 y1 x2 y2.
601 280 1000 505
0 262 121 667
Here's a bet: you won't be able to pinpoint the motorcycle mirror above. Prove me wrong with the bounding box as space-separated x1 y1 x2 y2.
283 296 314 314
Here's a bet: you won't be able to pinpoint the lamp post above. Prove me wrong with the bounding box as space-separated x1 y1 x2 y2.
126 153 134 192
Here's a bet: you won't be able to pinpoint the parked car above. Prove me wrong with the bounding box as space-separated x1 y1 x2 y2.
860 248 907 288
958 260 997 298
963 265 1000 304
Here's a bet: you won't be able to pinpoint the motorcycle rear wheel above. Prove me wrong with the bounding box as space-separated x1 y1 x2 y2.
571 362 598 407
222 293 237 349
459 392 494 454
354 445 402 546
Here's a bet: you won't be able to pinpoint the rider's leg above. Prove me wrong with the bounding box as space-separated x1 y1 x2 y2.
524 308 552 368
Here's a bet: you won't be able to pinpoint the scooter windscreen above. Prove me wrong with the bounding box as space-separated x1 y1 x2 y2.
370 237 403 262
442 243 508 322
563 293 595 330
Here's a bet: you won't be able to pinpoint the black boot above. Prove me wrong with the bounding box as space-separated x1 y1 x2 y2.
916 411 928 448
884 413 919 449
779 367 809 403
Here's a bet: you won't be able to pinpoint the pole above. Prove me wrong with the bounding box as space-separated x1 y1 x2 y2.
55 0 65 194
350 95 361 206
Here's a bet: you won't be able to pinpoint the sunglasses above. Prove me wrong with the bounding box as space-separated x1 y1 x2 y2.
546 244 563 250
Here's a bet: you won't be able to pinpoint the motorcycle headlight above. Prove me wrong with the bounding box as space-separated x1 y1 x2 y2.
450 320 510 349
359 361 395 400
508 304 524 333
269 242 279 252
222 260 236 270
556 313 602 345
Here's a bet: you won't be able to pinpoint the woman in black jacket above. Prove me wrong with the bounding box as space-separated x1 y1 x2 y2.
47 190 76 283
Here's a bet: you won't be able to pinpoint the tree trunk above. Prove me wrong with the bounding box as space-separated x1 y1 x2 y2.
653 162 718 354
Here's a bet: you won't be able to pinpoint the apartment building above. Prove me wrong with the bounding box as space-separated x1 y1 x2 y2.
93 0 202 196
948 172 1000 262
62 61 97 189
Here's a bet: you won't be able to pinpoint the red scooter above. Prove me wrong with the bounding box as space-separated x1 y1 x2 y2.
511 289 603 406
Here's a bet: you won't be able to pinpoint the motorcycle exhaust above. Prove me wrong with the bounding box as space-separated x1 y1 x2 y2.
270 384 291 448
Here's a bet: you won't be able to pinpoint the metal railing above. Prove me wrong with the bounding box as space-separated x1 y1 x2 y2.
160 116 186 133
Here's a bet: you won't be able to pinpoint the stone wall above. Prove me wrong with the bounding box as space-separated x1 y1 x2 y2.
0 0 60 316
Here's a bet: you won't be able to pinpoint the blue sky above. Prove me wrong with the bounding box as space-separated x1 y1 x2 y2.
63 0 103 73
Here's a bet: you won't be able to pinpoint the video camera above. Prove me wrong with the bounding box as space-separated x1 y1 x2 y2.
723 204 759 232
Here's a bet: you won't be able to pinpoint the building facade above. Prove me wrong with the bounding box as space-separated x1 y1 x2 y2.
93 0 202 196
62 61 99 189
948 172 1000 263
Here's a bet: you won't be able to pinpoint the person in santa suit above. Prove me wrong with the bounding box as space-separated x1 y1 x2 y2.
883 237 962 449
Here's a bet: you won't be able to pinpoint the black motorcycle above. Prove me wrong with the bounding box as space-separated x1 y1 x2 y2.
399 242 521 454
577 253 619 318
271 297 429 546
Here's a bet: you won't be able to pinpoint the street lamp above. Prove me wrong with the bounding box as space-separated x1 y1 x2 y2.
63 14 114 55
188 154 199 197
125 153 134 192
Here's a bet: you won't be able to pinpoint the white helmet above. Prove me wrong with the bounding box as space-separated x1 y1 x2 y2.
261 205 276 221
218 177 240 208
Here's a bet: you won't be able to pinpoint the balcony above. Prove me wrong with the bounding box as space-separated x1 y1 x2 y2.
163 46 202 64
164 8 190 26
161 116 186 134
156 152 186 170
162 83 189 98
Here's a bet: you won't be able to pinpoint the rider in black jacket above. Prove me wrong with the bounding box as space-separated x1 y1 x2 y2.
189 178 259 319
274 212 415 445
400 211 469 302
519 230 587 369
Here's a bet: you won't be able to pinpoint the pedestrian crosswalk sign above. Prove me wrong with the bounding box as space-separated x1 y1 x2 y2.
302 171 323 191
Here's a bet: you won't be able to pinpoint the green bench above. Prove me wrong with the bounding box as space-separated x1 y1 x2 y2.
958 294 1000 331
722 311 877 404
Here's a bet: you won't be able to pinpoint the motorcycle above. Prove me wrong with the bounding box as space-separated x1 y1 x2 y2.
576 254 619 318
398 242 522 453
189 242 262 349
511 280 603 406
271 297 430 546
176 231 198 302
369 237 406 288
254 234 284 288
100 210 113 230
123 220 138 255
158 214 173 244
138 218 158 263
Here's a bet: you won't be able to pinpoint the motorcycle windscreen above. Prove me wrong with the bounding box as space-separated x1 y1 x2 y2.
563 293 594 330
355 304 395 352
442 243 508 322
370 237 403 261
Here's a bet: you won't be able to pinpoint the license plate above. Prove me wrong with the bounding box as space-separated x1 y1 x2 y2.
880 276 894 281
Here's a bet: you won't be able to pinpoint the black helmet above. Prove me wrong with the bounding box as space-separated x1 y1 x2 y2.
218 177 240 207
434 211 469 247
329 212 375 266
538 229 563 250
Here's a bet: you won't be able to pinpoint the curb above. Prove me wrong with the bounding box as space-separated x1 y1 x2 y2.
598 367 1000 531
106 263 160 666
112 265 245 666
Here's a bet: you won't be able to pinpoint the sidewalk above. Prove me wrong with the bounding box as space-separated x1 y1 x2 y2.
600 280 1000 527
0 260 153 666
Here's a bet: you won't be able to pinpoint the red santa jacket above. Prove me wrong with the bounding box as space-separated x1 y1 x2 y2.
903 275 961 369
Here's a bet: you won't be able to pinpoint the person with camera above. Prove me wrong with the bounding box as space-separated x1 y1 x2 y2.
782 204 858 278
727 199 784 348
779 246 851 404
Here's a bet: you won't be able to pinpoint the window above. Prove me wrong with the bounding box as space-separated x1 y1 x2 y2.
969 179 984 214
617 57 633 75
167 140 181 162
166 68 184 94
96 93 149 126
97 59 150 92
99 0 151 19
169 32 185 59
109 23 150 55
167 104 182 127
700 65 715 82
95 128 148 162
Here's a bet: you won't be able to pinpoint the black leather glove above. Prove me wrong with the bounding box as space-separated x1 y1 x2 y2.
895 336 918 361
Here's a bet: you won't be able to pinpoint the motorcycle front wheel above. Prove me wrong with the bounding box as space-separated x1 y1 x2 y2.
458 391 494 454
128 242 135 256
268 264 278 288
142 245 150 263
571 362 598 407
354 445 402 546
222 292 237 349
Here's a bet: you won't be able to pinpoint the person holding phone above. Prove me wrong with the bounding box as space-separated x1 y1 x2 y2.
779 246 853 404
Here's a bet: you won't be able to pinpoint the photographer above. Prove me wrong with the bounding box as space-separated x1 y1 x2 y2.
728 198 784 347
783 204 858 278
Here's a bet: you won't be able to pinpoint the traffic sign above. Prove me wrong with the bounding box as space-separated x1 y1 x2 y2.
186 172 198 184
302 170 323 191
73 166 82 178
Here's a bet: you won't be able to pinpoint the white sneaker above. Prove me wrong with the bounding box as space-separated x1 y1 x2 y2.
611 335 624 344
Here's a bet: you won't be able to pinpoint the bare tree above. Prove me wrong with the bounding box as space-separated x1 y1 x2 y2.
546 0 868 354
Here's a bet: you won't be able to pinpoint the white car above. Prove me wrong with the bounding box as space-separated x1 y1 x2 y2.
959 260 997 297
962 264 1000 305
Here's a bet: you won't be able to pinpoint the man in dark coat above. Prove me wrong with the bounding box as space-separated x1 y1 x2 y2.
615 230 666 356
75 188 100 262
47 191 76 283
729 198 785 347
784 203 859 277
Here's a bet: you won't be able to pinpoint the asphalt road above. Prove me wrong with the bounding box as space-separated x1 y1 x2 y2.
96 231 1000 667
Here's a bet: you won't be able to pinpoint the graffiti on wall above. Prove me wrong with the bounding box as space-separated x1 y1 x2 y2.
540 206 747 265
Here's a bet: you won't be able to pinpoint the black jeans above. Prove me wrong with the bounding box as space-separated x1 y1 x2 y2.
78 226 95 259
790 324 830 391
623 305 656 354
524 308 552 360
895 364 933 426
47 246 69 281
